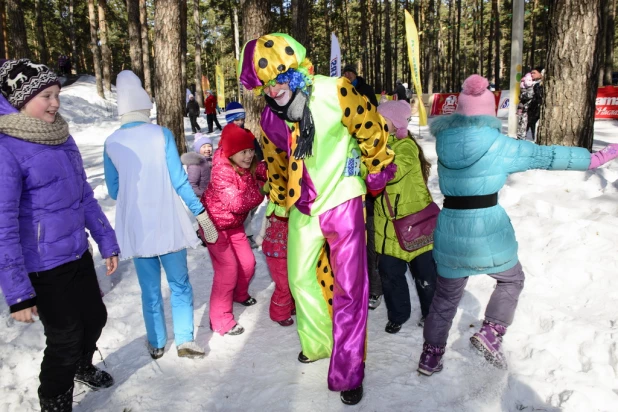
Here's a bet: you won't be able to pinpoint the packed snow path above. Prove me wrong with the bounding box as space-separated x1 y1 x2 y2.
1 77 618 411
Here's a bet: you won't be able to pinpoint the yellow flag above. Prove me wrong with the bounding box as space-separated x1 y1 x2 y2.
405 10 427 126
215 64 225 109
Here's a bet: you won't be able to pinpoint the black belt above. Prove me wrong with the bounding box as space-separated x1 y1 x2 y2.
443 193 498 210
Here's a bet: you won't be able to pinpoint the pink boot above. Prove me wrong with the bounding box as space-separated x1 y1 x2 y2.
417 342 445 376
470 321 508 369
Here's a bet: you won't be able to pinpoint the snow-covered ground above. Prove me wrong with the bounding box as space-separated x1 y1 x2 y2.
2 76 618 412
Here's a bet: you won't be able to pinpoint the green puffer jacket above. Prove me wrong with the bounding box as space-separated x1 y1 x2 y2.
374 135 433 261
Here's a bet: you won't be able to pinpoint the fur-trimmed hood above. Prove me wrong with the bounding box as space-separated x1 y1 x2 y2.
181 151 207 166
431 114 502 170
430 113 502 136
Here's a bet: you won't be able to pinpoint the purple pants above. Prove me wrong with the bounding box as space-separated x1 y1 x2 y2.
423 262 525 346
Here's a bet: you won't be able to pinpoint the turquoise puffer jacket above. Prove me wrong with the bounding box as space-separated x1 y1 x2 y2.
431 114 591 278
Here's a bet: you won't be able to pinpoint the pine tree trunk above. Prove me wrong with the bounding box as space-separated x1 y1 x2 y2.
373 0 384 89
233 5 241 101
479 0 484 74
139 0 152 96
88 0 104 98
127 0 144 82
537 0 603 149
492 0 500 88
193 0 203 106
603 0 615 85
6 0 30 59
69 0 78 72
487 0 493 81
529 0 538 69
424 0 434 93
0 0 6 59
35 0 48 65
154 0 185 154
384 0 392 93
454 0 462 92
393 1 399 86
360 0 368 84
99 0 112 93
180 0 187 113
240 0 269 137
291 0 310 55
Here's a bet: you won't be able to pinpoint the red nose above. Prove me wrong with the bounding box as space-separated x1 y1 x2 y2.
269 90 278 98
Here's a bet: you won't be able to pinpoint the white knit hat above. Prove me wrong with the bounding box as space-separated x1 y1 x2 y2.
116 70 152 116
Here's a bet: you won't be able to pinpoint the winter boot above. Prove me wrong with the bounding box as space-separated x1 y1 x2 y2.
247 236 258 249
226 324 245 336
39 386 73 412
470 321 508 369
385 321 402 334
368 294 382 310
74 352 114 390
147 342 165 359
340 384 363 405
239 296 257 306
297 351 316 364
177 341 205 358
277 317 294 327
417 342 446 376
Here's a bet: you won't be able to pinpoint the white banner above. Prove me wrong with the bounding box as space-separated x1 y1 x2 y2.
330 33 341 77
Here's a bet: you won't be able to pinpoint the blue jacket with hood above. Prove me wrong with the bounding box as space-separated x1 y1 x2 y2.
430 114 591 278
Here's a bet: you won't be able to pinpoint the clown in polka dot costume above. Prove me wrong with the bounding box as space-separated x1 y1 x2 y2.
239 33 395 404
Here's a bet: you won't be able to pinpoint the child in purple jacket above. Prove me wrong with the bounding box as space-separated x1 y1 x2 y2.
0 59 120 411
181 133 213 198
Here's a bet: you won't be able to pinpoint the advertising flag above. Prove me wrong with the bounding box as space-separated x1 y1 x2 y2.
404 10 427 126
215 65 225 108
330 33 341 77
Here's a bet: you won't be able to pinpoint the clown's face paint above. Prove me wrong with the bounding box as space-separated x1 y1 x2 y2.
263 83 292 106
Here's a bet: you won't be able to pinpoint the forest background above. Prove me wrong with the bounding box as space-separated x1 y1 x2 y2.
2 0 617 151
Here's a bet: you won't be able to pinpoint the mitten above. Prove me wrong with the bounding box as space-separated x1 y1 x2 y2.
260 181 271 196
366 163 398 197
589 144 618 169
196 211 218 243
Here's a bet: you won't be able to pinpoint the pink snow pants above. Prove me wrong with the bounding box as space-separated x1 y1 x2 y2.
265 256 295 322
206 226 255 335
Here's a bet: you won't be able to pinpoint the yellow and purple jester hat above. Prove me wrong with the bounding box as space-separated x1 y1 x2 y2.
239 33 314 95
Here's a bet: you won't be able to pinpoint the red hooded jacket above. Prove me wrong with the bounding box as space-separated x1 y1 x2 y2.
202 150 266 231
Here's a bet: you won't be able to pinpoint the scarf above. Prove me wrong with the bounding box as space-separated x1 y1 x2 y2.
0 112 69 145
265 88 315 159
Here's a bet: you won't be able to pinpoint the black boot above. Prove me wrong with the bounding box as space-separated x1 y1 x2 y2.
74 352 114 390
297 351 316 364
39 386 73 412
340 384 363 405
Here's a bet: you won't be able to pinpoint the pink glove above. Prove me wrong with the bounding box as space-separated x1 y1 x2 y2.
589 144 618 169
366 163 397 196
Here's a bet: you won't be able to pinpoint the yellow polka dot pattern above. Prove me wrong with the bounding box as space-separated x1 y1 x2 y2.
286 126 303 211
336 77 395 174
254 34 302 86
260 126 289 208
315 243 334 318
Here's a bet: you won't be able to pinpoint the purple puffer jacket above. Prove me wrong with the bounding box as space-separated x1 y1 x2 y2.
0 95 119 310
181 151 212 198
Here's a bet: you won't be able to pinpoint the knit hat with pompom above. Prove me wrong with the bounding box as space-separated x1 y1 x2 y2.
455 74 496 117
377 100 411 139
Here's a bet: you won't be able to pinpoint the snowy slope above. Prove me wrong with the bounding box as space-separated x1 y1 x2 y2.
1 76 618 412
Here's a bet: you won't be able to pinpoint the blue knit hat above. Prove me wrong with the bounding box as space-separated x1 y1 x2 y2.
225 101 245 123
193 133 213 153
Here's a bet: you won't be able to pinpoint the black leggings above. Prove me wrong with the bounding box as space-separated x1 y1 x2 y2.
30 250 107 397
